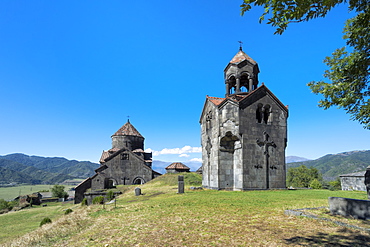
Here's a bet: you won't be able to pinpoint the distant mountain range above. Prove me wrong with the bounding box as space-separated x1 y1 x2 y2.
1 150 369 184
0 153 99 185
287 150 370 181
286 156 311 163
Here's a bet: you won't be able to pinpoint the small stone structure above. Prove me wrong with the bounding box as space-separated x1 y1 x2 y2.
135 187 142 196
329 197 370 220
84 191 122 205
200 48 288 190
18 192 42 205
165 162 190 173
75 120 161 204
339 171 366 191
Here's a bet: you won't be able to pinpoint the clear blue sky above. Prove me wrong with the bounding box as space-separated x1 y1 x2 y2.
0 1 368 163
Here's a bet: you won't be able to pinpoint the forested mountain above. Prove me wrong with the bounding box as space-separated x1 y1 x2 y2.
0 154 99 185
287 150 370 181
1 150 369 184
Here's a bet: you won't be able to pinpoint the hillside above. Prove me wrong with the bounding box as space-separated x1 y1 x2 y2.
287 150 370 180
1 173 369 246
0 154 99 185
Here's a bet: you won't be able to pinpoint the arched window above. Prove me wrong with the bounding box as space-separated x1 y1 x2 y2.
240 74 249 92
228 76 236 94
256 103 263 123
133 177 146 185
263 105 271 124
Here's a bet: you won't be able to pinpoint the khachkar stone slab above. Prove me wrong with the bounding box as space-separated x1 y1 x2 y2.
329 197 370 220
365 166 370 199
178 175 184 194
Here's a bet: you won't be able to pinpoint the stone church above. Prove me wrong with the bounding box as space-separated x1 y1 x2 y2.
200 48 288 190
75 120 161 203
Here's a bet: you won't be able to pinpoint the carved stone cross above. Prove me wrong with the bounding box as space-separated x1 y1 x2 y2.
256 131 276 189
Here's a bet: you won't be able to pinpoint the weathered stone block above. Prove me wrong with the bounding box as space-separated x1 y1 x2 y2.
329 197 370 220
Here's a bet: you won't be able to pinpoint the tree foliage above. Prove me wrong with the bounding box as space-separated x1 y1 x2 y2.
287 165 323 188
51 185 68 199
241 0 370 129
329 177 342 190
310 179 323 189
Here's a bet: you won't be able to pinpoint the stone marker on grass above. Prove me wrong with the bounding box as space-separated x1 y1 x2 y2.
135 187 141 196
178 175 184 194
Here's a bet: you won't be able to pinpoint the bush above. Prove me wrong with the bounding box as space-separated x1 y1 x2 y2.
64 208 73 215
329 178 342 191
92 196 104 204
106 190 114 201
81 198 87 206
0 199 18 212
309 179 322 189
40 217 52 227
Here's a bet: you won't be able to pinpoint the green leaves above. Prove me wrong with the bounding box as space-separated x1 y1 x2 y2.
241 0 370 128
287 165 323 188
241 0 345 34
51 185 68 199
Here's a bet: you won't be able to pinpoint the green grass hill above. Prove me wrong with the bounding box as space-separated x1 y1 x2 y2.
1 173 370 246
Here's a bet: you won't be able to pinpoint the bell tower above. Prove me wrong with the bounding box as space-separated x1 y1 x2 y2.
200 47 288 191
224 47 260 96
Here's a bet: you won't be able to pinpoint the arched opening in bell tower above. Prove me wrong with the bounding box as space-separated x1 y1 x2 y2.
240 74 249 92
228 76 236 95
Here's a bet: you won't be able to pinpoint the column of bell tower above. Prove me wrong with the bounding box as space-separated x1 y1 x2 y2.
224 47 260 96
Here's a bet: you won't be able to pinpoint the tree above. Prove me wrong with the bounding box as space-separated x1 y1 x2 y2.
51 185 68 199
241 0 370 129
287 165 323 188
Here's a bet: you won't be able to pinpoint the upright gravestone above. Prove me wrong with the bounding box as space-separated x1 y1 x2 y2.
365 166 370 199
178 175 184 194
135 187 141 196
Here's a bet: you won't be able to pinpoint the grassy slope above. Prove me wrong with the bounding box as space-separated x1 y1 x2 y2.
0 184 75 201
2 173 370 246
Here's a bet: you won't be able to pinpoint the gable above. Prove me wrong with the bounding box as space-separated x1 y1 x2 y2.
199 98 219 123
239 85 288 114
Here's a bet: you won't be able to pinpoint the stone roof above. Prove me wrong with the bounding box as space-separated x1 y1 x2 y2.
339 171 366 177
165 162 190 170
100 151 110 163
229 49 257 65
112 120 143 138
207 96 225 106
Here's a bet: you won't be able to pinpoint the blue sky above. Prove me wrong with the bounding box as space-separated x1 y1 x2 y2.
0 1 368 164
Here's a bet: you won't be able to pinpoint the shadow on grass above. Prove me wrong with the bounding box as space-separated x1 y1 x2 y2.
285 228 370 246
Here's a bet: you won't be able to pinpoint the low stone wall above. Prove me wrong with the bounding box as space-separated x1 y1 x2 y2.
84 191 122 205
329 197 370 220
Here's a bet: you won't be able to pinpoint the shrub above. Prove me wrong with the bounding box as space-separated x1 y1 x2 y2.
64 208 73 215
40 217 52 227
329 178 342 191
92 196 104 204
81 198 87 206
309 179 322 189
106 190 114 201
0 199 18 212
